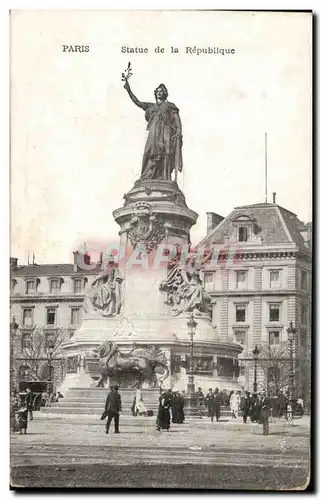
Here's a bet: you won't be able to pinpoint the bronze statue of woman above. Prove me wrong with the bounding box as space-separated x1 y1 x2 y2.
123 79 183 181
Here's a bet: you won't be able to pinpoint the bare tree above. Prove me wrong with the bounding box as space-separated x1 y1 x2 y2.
20 327 67 381
258 341 290 395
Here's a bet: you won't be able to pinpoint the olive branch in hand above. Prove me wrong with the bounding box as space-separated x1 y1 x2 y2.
121 62 132 82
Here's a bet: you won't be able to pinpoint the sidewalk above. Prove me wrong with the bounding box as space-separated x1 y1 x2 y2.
11 414 310 455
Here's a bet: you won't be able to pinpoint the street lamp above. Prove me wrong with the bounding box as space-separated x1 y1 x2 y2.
10 315 19 394
10 316 19 432
287 321 296 408
252 345 260 393
187 312 198 395
45 333 55 394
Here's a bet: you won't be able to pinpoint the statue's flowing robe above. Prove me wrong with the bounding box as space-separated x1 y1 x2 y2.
141 102 182 180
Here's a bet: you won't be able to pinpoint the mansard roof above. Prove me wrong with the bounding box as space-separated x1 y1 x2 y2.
200 202 310 250
11 263 101 278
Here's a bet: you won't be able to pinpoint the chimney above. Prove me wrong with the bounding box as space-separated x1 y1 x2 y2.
84 252 91 266
206 212 224 235
273 192 276 204
10 257 18 272
73 251 79 272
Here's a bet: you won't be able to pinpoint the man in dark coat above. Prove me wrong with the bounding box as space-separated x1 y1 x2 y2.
177 392 185 423
205 388 220 422
240 391 251 423
277 390 287 418
101 385 122 434
171 392 179 423
250 392 259 423
25 388 34 421
259 390 270 435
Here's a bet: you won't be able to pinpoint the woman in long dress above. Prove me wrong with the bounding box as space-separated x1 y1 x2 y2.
134 387 147 416
230 391 240 419
156 391 172 431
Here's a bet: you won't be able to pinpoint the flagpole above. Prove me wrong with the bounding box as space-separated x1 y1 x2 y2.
265 132 268 203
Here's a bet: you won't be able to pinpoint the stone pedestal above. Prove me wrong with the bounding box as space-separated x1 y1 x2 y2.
60 178 244 396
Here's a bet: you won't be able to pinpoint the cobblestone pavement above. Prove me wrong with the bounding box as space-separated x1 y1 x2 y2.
10 414 310 489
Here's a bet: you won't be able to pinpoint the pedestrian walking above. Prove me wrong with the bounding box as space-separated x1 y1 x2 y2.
205 388 214 421
240 391 251 423
101 385 122 434
196 387 205 417
156 390 172 431
25 388 34 421
250 392 259 423
17 394 28 435
171 391 179 423
259 390 270 435
277 390 287 418
177 391 185 424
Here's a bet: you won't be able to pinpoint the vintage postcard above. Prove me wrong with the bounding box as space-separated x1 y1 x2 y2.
10 10 312 490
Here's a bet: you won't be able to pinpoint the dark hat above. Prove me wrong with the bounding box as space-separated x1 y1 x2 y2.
114 385 119 390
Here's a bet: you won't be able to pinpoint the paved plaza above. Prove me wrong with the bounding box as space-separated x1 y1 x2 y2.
10 413 310 489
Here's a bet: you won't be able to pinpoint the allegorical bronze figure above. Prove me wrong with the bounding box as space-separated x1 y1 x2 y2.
122 63 183 182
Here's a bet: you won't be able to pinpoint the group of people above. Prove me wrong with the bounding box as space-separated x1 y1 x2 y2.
100 386 186 434
10 388 34 435
10 387 65 435
156 389 185 431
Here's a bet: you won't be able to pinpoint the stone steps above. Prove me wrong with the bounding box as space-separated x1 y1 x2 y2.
41 386 233 417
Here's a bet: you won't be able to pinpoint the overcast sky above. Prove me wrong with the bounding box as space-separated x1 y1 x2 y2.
10 10 311 265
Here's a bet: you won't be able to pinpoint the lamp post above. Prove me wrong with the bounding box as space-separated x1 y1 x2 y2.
187 312 198 395
10 316 19 432
10 315 19 394
45 333 55 394
252 345 260 393
287 321 296 409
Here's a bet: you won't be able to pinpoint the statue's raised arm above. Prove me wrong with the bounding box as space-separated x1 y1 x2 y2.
124 80 151 111
122 64 183 181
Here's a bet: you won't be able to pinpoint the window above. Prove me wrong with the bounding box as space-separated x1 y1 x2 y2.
73 279 82 293
204 273 215 292
301 304 308 325
26 280 36 294
269 331 280 345
71 307 80 325
236 270 247 289
21 333 32 349
238 227 248 242
46 308 56 325
22 308 33 327
236 304 246 323
269 304 280 322
301 270 308 290
50 279 60 293
269 270 280 289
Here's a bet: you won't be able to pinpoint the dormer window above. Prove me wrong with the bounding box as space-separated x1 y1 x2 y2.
238 227 248 242
74 278 82 293
11 279 17 293
48 277 63 294
50 279 59 293
25 278 40 294
231 214 258 244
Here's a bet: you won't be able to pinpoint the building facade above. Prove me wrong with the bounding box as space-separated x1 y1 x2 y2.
10 252 100 391
200 201 311 400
